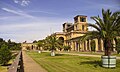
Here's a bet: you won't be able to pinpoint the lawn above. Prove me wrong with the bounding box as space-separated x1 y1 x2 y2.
27 51 120 72
0 66 7 72
0 60 12 72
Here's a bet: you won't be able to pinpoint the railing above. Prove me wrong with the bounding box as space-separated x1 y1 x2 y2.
8 50 24 72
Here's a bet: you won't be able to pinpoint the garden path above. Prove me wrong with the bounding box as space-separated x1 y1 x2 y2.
22 51 47 72
58 52 120 59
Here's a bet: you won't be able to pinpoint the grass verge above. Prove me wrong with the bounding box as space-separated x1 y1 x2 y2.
27 51 120 72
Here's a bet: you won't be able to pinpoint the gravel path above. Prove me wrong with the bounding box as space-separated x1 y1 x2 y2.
58 52 120 59
22 51 47 72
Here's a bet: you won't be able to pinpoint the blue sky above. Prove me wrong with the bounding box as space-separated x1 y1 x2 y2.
0 0 120 42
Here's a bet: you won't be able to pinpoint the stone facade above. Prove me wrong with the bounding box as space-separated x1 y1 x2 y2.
21 43 37 50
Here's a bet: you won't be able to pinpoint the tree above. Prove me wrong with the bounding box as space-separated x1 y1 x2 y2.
80 9 120 56
0 44 12 65
0 38 4 42
33 40 37 43
45 35 63 56
0 38 6 48
8 39 11 44
37 40 44 53
80 9 120 67
7 40 21 50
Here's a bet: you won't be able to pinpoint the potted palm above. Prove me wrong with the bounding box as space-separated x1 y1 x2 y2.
80 9 120 68
37 40 44 53
45 35 63 56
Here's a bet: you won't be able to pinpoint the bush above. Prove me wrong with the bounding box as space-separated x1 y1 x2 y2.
0 44 12 65
64 45 71 51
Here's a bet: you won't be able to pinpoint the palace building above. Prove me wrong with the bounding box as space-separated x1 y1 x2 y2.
22 15 116 52
53 15 116 52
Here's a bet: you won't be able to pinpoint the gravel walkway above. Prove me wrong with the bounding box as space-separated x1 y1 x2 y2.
22 51 47 72
58 52 120 59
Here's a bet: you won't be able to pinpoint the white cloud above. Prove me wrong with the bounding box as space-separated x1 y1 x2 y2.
2 7 34 18
13 0 30 6
21 0 30 6
14 0 19 3
27 10 59 15
0 17 11 20
0 20 62 42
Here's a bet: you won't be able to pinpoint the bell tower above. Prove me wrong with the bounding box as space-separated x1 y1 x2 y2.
74 15 88 31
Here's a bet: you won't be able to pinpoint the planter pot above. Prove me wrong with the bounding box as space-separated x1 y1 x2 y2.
101 56 116 68
38 50 41 53
51 51 55 56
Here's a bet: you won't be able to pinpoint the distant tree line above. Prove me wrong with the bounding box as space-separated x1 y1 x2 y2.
0 38 21 50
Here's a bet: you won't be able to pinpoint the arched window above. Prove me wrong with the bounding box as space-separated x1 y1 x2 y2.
80 18 86 22
59 37 64 43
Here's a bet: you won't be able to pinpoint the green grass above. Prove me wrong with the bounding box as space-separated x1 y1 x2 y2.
113 53 120 57
27 51 120 72
0 60 12 72
0 66 7 72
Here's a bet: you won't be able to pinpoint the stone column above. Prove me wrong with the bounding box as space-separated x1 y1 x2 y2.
81 42 84 51
101 39 104 51
89 40 91 51
78 42 80 51
80 42 83 51
77 42 80 52
113 40 116 51
94 39 98 51
71 41 74 51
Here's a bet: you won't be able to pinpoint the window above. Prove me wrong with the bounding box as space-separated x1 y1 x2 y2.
74 17 78 23
80 18 86 22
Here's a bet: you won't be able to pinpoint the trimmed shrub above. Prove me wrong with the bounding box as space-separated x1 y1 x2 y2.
0 44 12 65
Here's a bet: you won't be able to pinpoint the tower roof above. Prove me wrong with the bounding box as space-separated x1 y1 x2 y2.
74 15 87 19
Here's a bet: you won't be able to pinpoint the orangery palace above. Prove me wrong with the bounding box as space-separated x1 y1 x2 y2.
22 15 116 52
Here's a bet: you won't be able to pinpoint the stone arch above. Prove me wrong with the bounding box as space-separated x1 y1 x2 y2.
58 37 64 43
31 45 34 50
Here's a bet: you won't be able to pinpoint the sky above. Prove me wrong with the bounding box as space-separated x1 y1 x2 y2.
0 0 120 43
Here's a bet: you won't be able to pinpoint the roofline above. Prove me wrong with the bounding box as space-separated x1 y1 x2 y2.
74 15 87 19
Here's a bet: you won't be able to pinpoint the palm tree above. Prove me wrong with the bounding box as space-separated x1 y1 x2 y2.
80 9 120 67
45 35 63 56
37 40 44 53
